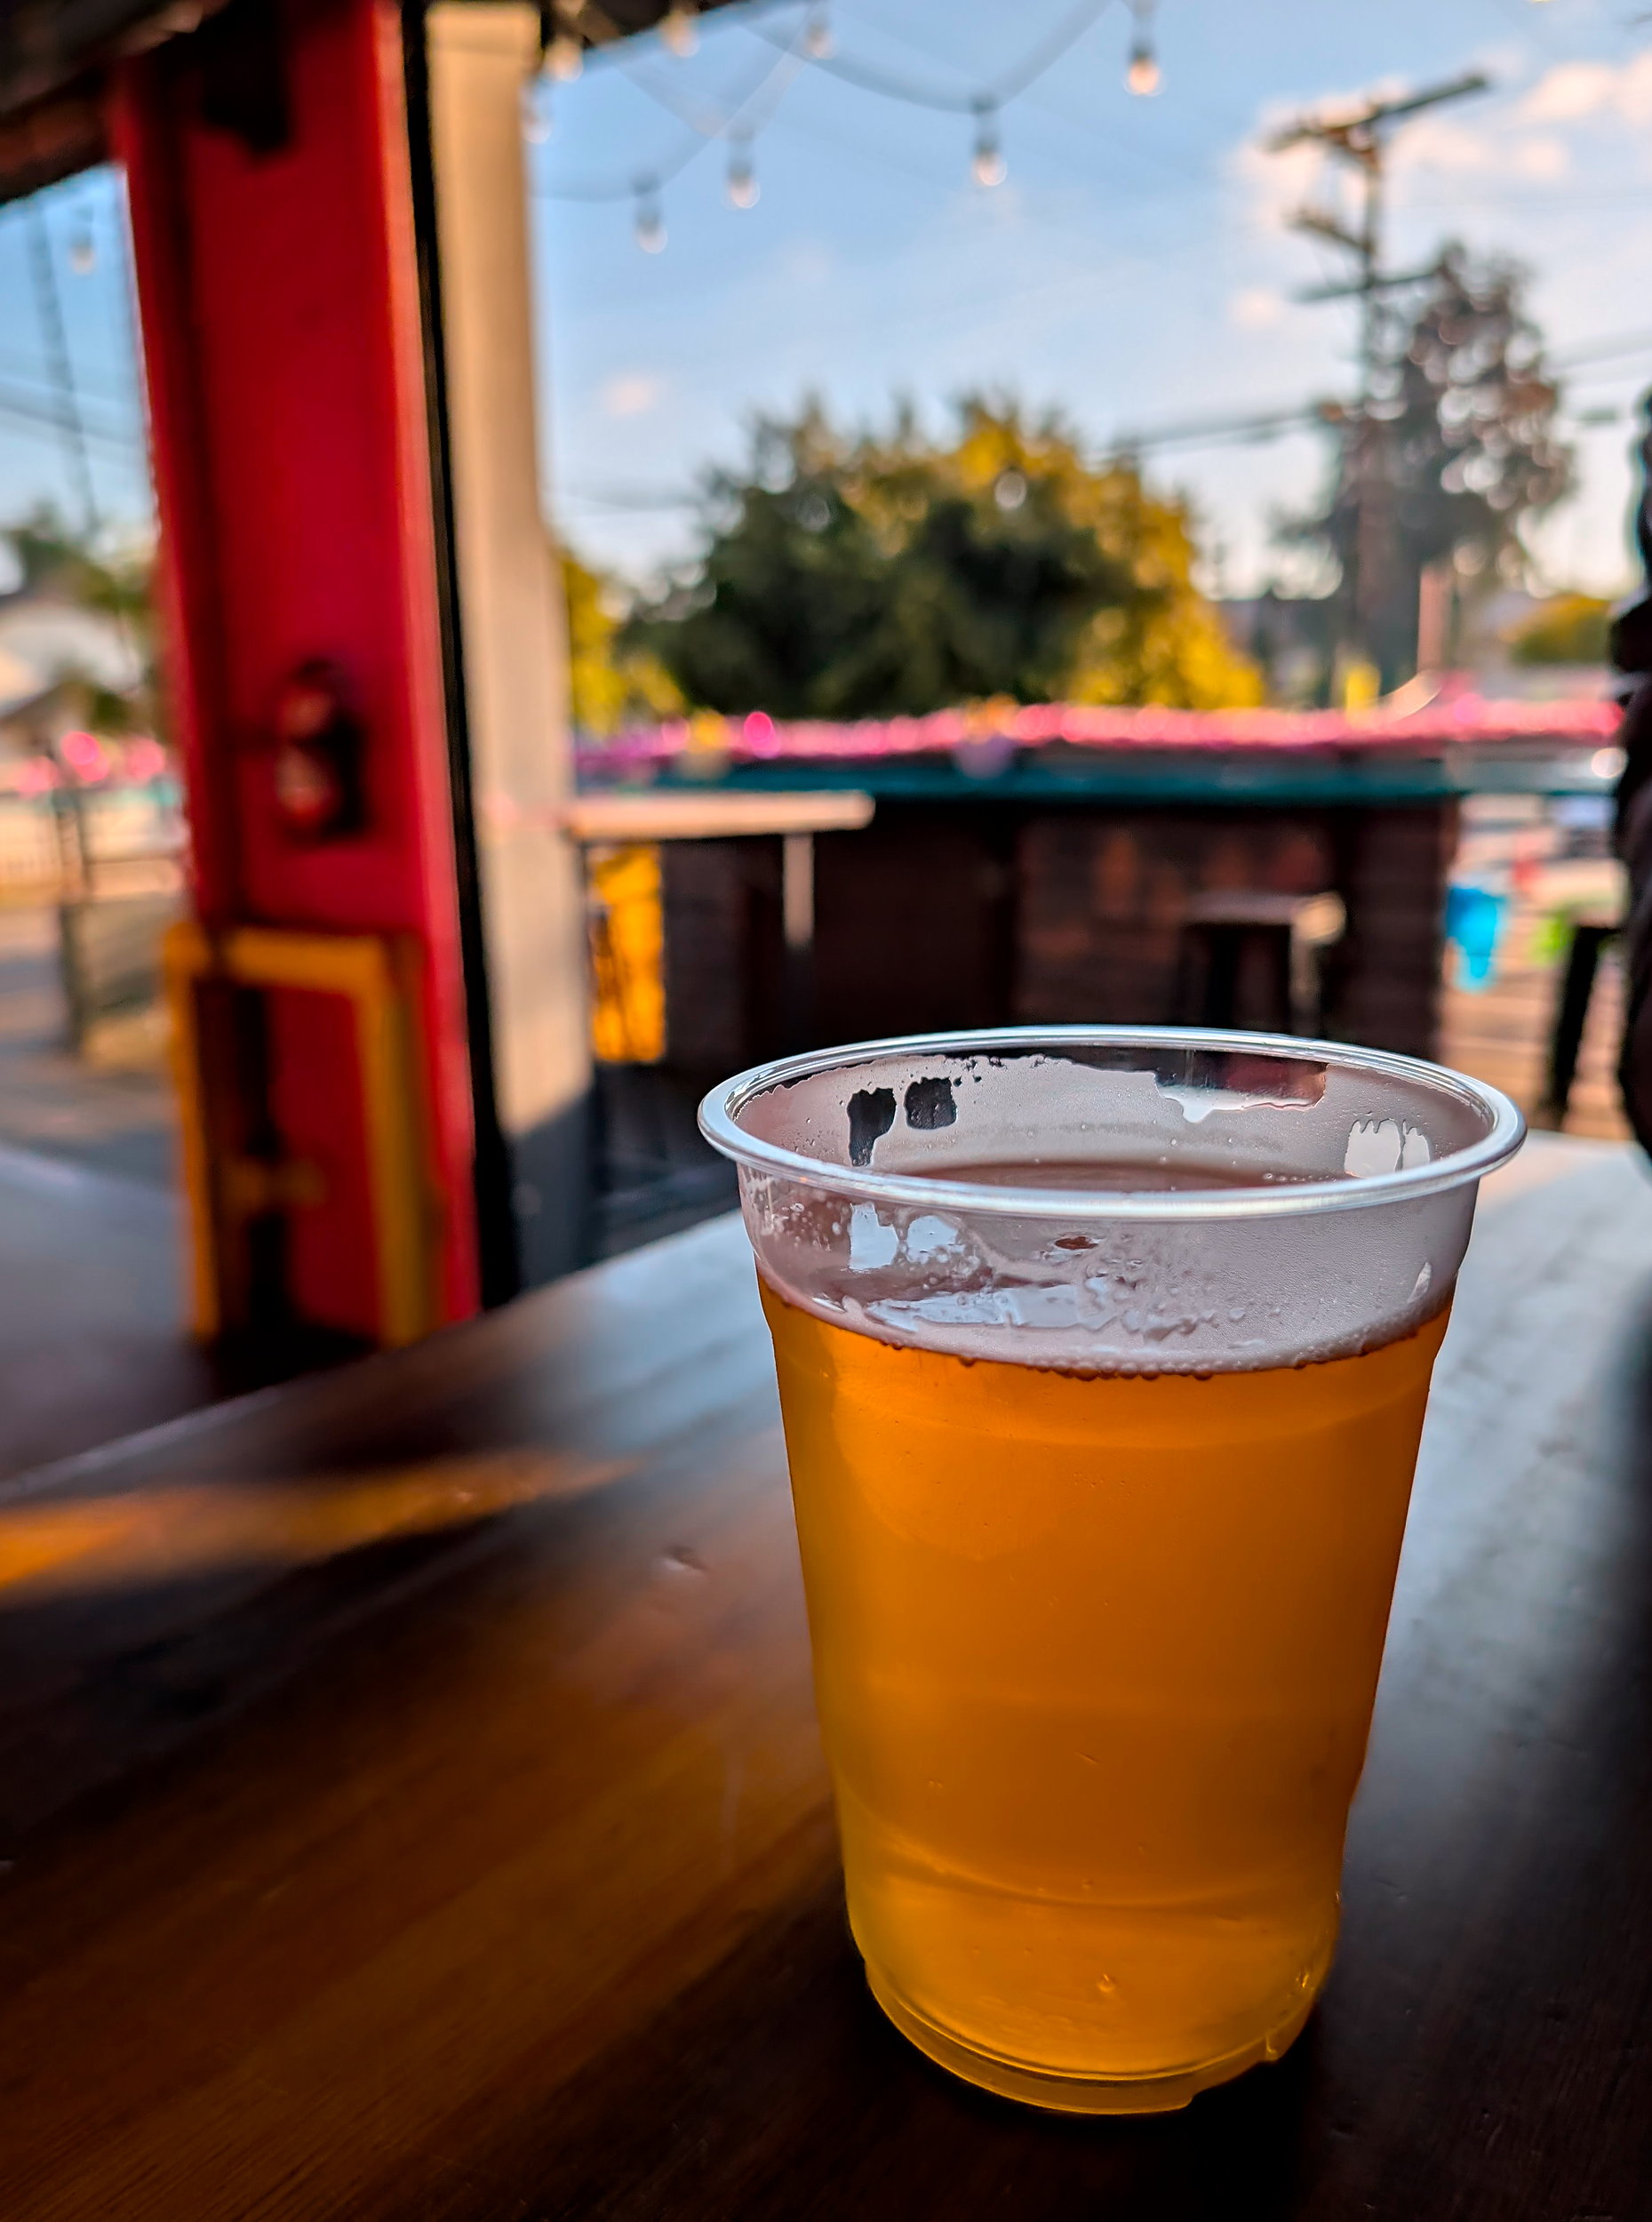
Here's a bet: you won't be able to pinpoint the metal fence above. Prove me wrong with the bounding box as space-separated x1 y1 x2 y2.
0 787 188 1049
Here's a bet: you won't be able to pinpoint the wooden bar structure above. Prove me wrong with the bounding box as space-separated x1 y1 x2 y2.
617 707 1617 1085
654 790 1458 1081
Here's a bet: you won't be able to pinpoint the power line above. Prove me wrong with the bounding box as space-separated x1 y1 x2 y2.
1111 401 1329 454
0 380 137 451
1115 308 1652 456
22 199 100 537
1554 325 1652 370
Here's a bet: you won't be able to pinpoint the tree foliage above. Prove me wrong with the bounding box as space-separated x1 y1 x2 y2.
626 398 1260 717
1509 591 1611 667
563 550 683 737
3 502 158 734
1288 248 1573 684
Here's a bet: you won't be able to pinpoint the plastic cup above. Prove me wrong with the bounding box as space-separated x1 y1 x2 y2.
700 1027 1522 2114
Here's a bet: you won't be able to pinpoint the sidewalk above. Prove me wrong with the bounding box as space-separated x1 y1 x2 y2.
0 907 178 1188
1437 819 1631 1145
0 907 216 1480
0 1142 219 1478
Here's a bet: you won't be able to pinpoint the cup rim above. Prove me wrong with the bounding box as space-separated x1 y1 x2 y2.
698 1026 1526 1222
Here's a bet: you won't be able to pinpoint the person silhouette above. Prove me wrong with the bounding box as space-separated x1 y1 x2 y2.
1610 390 1652 1147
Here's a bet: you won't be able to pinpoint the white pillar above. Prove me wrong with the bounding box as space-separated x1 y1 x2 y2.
427 3 591 1283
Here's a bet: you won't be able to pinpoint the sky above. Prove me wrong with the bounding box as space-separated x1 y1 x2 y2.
526 0 1652 597
0 170 148 587
3 0 1651 603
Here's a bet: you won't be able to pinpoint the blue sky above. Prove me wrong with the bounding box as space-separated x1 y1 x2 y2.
3 0 1651 602
0 172 148 582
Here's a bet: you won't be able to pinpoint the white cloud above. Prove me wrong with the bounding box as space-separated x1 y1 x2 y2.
780 240 835 285
1229 285 1286 329
599 372 666 419
1237 54 1646 237
1520 60 1616 123
1398 115 1500 175
1520 51 1652 127
1230 132 1335 231
1512 134 1569 181
1615 50 1652 128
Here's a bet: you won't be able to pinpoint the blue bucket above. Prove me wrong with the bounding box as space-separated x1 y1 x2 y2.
1445 882 1509 992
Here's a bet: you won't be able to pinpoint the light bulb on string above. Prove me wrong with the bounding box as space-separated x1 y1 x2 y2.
1125 1 1161 95
634 180 666 252
726 135 759 209
68 230 97 276
660 1 698 57
803 4 833 60
521 70 552 141
970 100 1005 188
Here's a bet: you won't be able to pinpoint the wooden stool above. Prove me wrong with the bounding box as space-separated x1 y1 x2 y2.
1178 891 1346 1036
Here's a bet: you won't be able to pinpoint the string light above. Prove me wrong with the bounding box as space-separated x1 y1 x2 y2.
68 232 96 276
726 133 759 208
971 98 1005 188
660 1 698 58
1126 0 1161 96
547 28 583 81
535 0 1172 237
634 178 666 252
521 61 552 144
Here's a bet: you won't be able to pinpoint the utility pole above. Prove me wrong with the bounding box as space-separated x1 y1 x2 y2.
1266 72 1488 693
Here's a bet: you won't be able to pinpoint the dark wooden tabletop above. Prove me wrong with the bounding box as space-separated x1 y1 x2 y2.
3 1135 1651 2220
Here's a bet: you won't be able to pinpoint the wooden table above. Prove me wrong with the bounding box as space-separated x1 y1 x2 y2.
3 1136 1651 2218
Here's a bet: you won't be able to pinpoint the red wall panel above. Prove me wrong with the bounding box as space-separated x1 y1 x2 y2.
114 0 480 1329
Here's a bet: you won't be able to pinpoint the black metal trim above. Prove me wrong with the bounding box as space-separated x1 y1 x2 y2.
400 0 522 1307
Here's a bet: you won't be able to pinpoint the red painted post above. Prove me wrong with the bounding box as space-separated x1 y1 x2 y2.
112 0 483 1335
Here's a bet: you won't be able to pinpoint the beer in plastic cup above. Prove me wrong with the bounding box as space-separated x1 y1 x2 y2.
701 1029 1522 2113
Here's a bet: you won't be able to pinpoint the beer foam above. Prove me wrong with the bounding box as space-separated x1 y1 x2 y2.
728 1043 1499 1374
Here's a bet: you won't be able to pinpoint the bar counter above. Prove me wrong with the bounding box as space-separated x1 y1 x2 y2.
0 1136 1648 2218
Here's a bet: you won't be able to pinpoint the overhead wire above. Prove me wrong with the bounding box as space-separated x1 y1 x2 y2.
0 174 150 531
819 0 1211 193
529 4 811 202
619 23 812 208
750 0 1111 115
21 199 100 534
531 0 1121 211
553 299 1652 520
0 380 137 449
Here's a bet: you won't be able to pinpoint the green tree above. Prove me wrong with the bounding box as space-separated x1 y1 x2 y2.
627 398 1260 717
1509 591 1611 666
1289 248 1573 686
3 501 158 734
563 549 683 737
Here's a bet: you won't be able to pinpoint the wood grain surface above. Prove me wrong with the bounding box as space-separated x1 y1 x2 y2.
0 1136 1649 2218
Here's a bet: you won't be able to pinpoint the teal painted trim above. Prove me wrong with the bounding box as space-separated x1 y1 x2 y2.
620 750 1613 808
